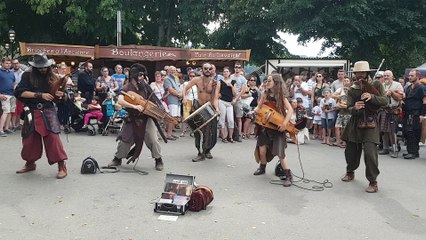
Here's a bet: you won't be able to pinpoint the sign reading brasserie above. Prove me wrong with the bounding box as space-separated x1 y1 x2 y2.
19 42 94 58
96 45 187 61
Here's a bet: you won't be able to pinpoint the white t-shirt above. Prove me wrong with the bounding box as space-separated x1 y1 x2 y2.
320 98 336 119
383 80 403 108
312 105 322 121
293 81 309 108
231 74 247 96
183 81 198 101
331 79 344 92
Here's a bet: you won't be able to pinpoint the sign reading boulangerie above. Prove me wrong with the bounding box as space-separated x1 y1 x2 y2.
96 45 188 61
19 42 94 58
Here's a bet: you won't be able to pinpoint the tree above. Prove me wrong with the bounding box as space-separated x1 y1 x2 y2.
208 0 292 64
274 0 426 74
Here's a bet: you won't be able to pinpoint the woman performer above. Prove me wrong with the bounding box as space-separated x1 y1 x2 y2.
253 74 294 187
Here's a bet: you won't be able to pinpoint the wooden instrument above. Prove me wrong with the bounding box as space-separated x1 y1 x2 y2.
255 104 298 138
50 74 69 101
121 90 178 125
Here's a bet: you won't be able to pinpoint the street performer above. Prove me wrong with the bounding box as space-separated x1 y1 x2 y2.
341 61 388 193
14 53 68 179
252 74 294 187
402 70 426 159
182 62 219 162
107 64 165 170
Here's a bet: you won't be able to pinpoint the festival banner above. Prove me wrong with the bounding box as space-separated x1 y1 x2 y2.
19 42 94 58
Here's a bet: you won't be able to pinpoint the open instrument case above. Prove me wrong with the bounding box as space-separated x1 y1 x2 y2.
154 173 195 215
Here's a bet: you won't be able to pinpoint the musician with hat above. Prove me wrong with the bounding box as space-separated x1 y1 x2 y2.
14 53 69 179
252 74 294 187
340 61 388 193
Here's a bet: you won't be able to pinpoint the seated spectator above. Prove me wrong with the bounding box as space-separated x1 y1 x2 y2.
73 91 86 111
82 96 103 128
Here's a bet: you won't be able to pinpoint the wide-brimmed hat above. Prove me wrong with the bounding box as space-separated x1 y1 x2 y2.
351 61 376 73
28 53 53 68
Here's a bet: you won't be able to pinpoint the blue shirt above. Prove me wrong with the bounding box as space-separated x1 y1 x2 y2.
0 68 15 95
103 99 115 117
112 73 126 93
163 75 180 105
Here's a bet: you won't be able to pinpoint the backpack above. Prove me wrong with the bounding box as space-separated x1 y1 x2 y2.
80 156 119 174
81 156 101 174
188 186 214 211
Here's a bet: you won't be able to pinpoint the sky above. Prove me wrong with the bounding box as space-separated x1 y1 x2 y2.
277 32 336 57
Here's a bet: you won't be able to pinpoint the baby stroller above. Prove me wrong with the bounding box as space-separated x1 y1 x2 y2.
102 110 127 136
63 96 99 136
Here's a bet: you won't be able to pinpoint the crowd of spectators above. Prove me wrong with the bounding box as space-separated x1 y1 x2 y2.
1 57 425 161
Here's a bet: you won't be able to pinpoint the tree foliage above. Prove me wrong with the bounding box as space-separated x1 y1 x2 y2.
275 0 426 74
0 0 425 73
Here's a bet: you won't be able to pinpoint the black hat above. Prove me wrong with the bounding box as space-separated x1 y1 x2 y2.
28 53 53 68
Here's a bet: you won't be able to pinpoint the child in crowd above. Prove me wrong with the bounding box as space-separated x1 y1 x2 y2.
102 92 115 118
320 88 336 145
73 91 86 111
113 104 127 123
312 97 323 140
293 98 310 144
82 96 103 128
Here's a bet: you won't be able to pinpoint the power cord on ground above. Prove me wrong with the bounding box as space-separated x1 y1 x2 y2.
270 141 333 191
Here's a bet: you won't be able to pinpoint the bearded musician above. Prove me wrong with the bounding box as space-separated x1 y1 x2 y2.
182 62 219 162
341 61 388 193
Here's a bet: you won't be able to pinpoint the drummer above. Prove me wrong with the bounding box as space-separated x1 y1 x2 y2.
182 63 220 162
253 74 294 187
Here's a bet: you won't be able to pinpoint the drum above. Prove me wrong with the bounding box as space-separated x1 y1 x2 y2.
184 102 218 132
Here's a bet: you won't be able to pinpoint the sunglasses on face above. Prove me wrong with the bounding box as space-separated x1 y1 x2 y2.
264 80 272 83
317 75 323 77
203 67 212 71
189 75 195 77
248 79 256 82
234 66 242 69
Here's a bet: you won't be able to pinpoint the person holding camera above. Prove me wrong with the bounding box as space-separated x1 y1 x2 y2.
320 88 336 145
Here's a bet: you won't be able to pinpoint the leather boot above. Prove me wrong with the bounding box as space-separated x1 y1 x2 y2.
56 161 67 179
16 162 36 174
108 157 122 167
341 172 355 182
155 158 164 171
283 169 293 187
192 153 205 162
204 151 213 159
253 164 266 175
365 182 378 193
